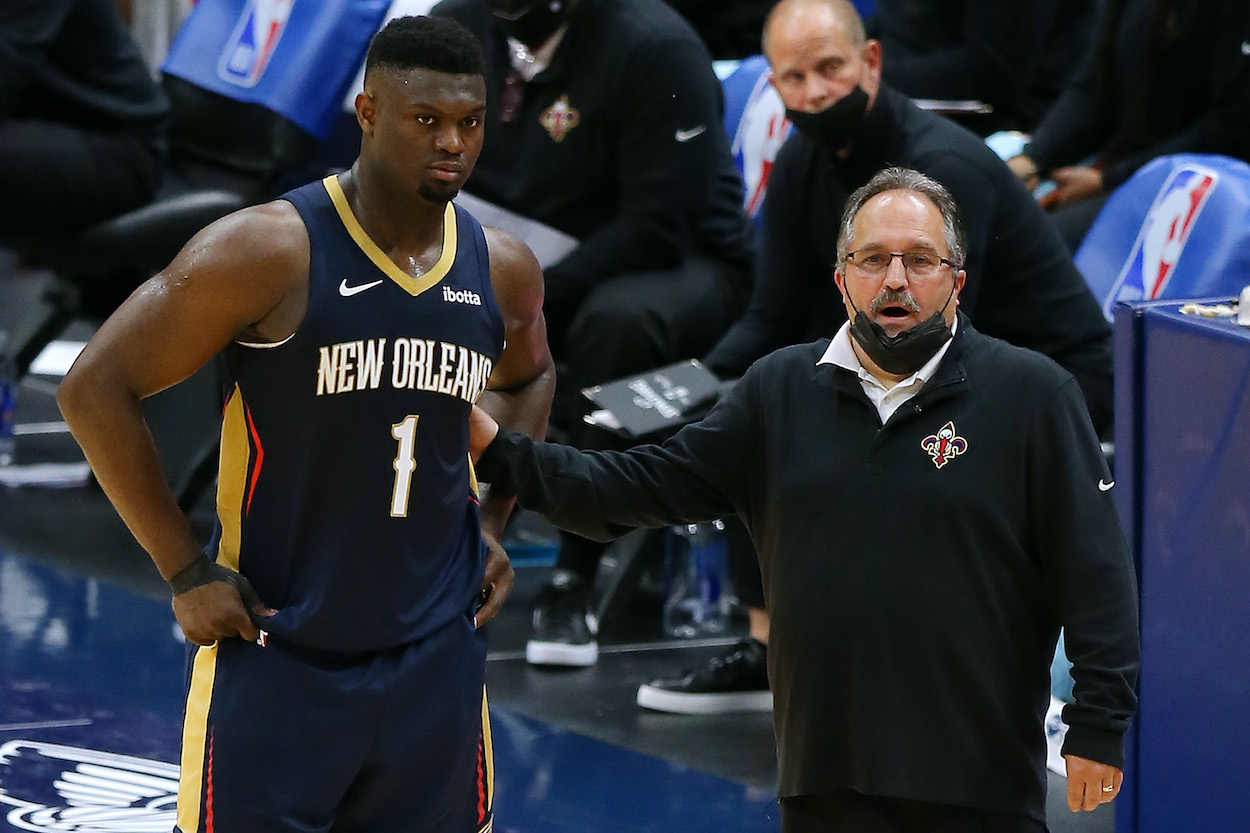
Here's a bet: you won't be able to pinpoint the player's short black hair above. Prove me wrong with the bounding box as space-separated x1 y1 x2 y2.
364 16 485 81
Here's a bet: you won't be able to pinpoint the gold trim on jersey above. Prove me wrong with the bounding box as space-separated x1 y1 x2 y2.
480 685 495 805
468 454 480 500
322 175 457 297
481 686 495 829
216 386 248 570
177 643 218 833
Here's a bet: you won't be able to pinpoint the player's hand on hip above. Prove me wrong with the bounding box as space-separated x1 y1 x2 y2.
475 532 514 628
1064 754 1122 811
169 558 277 645
469 405 501 463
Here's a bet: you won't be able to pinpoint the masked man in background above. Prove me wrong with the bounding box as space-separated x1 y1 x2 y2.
433 0 756 668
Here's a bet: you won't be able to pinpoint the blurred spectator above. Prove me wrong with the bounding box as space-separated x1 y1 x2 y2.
708 0 1111 431
0 0 168 244
433 0 756 667
663 0 771 59
1007 0 1250 253
645 0 1113 715
867 0 1094 135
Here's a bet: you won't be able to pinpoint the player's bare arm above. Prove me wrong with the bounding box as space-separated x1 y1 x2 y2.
57 201 309 645
472 226 556 624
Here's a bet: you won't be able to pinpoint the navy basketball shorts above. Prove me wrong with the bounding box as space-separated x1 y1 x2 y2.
173 610 492 833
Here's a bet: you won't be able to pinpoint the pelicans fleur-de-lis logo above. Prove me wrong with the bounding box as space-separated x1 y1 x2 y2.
539 95 580 142
0 739 179 830
920 420 968 469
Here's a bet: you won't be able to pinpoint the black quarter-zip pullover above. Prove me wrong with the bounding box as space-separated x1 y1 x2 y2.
479 316 1139 824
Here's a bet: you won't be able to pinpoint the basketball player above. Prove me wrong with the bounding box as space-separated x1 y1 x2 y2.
57 16 553 833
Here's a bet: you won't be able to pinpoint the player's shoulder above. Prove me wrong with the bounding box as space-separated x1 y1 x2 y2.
480 226 539 272
205 199 307 262
480 226 543 312
167 199 309 294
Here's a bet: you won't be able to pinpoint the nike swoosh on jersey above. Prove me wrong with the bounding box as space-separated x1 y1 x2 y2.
1098 480 1115 491
675 125 708 142
339 278 384 297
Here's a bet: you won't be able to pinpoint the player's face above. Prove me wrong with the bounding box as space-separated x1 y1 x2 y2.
834 190 965 337
359 68 487 202
766 4 881 113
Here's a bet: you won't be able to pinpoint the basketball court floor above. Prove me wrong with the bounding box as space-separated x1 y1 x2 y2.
0 267 1113 832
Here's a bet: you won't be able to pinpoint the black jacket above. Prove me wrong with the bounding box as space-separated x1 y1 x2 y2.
1025 0 1250 189
432 0 755 310
661 0 770 59
0 0 168 148
869 0 1093 134
480 316 1139 822
705 85 1113 433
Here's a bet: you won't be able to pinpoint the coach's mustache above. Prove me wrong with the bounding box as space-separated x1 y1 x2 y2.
868 289 922 316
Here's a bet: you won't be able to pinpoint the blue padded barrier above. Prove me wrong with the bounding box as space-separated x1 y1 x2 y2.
1076 154 1250 321
719 55 793 225
163 0 390 140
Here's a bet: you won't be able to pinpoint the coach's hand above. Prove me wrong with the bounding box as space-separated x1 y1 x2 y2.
469 404 501 464
1064 754 1122 811
168 557 277 646
475 532 514 628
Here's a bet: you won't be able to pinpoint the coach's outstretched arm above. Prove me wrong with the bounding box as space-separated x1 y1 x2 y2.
469 374 752 541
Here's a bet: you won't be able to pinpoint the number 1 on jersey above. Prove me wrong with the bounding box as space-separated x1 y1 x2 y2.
391 415 419 517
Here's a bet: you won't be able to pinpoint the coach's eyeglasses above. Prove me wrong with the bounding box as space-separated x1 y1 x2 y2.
844 249 957 278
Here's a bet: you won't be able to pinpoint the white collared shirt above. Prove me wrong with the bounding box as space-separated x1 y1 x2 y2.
817 317 958 423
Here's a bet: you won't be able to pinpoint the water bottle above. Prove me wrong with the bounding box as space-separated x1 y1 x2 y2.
662 519 730 638
0 332 17 468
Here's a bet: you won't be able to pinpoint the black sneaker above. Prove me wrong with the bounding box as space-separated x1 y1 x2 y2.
526 569 599 666
636 638 772 714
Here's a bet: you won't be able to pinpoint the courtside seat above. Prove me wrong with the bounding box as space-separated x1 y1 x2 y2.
1075 153 1250 320
11 179 247 377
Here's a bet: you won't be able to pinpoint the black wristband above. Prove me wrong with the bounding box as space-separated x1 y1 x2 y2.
167 556 264 614
168 556 228 595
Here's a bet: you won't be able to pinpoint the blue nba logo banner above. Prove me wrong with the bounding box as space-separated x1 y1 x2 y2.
1102 164 1220 319
163 0 391 139
218 0 296 88
720 56 792 225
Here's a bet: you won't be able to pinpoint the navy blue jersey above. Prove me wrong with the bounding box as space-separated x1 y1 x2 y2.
208 175 505 653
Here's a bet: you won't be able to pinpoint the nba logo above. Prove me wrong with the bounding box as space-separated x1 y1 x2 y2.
217 0 297 88
1103 164 1220 318
730 73 792 219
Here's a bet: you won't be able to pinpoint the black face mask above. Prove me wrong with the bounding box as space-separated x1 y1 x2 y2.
846 280 956 376
784 86 869 159
488 0 572 50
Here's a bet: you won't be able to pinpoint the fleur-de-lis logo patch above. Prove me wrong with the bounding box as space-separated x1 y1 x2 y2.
540 94 580 142
920 420 968 469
